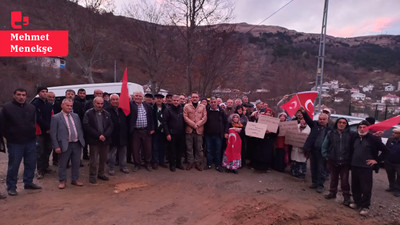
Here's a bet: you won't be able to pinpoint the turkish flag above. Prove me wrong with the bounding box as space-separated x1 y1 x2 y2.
119 68 131 116
225 128 242 162
366 115 400 131
297 91 318 118
281 95 300 117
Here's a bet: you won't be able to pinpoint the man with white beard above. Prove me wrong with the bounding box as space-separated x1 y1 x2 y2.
349 120 387 216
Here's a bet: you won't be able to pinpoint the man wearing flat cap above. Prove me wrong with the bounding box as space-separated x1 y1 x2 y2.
152 94 167 169
144 93 154 106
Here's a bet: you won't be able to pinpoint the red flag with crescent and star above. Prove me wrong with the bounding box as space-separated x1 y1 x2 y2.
281 91 318 118
281 95 300 117
297 91 318 118
119 68 131 116
225 128 242 162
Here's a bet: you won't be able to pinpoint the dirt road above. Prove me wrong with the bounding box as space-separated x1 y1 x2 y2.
0 153 399 225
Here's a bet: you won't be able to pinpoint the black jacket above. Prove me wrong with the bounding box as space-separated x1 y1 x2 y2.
352 133 387 168
321 119 356 165
385 137 400 164
303 111 331 153
53 101 62 114
129 101 154 134
322 118 355 165
0 100 36 144
31 97 53 133
83 108 114 145
73 97 87 121
204 107 228 136
106 106 128 147
153 103 166 134
163 104 185 136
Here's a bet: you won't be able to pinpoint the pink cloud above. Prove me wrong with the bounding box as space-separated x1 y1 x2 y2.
329 17 398 37
361 17 393 33
329 26 356 37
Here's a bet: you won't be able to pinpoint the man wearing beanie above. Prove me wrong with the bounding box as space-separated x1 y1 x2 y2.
31 86 53 179
349 120 387 216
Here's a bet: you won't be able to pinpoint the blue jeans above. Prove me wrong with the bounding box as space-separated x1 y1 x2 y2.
6 141 36 191
108 145 128 170
205 135 223 167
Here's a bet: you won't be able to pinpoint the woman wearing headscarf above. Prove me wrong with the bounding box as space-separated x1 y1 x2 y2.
274 112 290 172
235 105 248 166
290 118 311 178
248 108 277 171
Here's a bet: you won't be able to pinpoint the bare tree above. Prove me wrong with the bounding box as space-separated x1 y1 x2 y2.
39 0 112 83
166 0 234 93
69 0 115 14
124 0 175 94
196 25 242 96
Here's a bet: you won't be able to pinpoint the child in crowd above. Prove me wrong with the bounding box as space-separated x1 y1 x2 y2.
223 114 243 174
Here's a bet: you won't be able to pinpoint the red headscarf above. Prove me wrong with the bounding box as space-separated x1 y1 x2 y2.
262 108 274 117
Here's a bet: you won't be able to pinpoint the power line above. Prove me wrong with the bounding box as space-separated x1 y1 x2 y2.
246 0 296 33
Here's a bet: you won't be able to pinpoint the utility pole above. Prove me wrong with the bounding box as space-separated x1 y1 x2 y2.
315 0 329 113
114 60 117 82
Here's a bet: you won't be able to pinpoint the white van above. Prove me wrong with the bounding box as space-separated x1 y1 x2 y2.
45 82 143 98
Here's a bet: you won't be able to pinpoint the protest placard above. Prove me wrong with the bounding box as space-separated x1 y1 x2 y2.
257 115 280 133
245 122 267 139
284 131 309 147
278 120 298 136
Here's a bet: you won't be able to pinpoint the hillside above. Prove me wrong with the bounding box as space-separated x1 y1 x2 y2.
1 0 399 110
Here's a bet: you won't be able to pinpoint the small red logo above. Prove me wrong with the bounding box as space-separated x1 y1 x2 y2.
11 11 29 29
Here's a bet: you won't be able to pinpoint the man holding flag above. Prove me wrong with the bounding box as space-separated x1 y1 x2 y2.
301 107 331 193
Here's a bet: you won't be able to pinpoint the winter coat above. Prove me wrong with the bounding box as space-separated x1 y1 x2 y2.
83 108 113 145
163 104 185 136
31 98 52 133
0 100 36 144
183 102 207 135
129 102 154 134
386 137 400 164
302 111 331 153
106 107 128 147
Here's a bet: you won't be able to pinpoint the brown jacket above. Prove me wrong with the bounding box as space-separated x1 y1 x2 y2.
183 102 207 135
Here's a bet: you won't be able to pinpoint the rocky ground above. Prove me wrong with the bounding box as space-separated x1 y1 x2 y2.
0 153 399 225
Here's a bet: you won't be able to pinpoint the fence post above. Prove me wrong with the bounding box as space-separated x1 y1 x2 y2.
385 105 388 120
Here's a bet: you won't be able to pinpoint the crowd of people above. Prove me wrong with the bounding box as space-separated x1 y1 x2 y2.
0 87 399 217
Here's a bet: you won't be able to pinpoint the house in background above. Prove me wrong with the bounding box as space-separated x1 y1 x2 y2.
381 94 400 104
29 57 66 78
362 84 374 92
384 84 395 92
350 88 360 93
351 92 366 101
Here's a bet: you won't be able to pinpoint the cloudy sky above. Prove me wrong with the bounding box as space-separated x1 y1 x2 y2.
116 0 400 37
233 0 400 37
